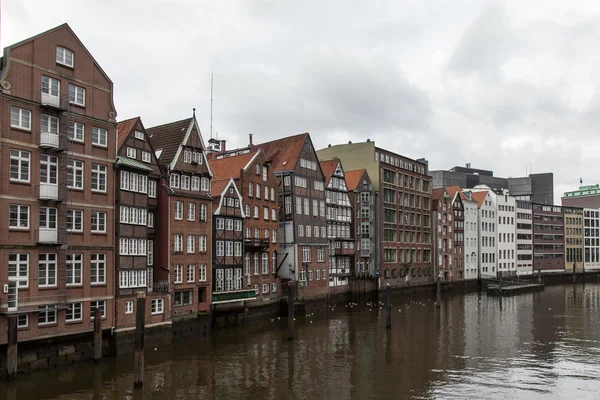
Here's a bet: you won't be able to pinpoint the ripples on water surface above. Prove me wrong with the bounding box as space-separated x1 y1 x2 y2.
3 284 600 399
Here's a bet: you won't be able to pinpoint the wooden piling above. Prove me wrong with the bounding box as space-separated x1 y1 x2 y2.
538 267 542 284
573 263 577 284
93 307 102 362
287 283 294 340
436 275 441 308
134 291 146 387
385 285 391 329
6 315 17 380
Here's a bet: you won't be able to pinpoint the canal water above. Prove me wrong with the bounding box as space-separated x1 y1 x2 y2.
3 284 600 399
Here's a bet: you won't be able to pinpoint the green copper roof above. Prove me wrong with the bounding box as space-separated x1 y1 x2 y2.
563 184 600 197
116 156 153 172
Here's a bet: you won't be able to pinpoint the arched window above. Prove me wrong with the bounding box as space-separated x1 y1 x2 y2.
418 268 422 276
253 253 259 275
262 253 269 274
384 269 390 279
391 268 398 278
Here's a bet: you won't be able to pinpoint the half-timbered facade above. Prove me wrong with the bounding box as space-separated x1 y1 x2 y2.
147 113 213 320
346 169 375 278
432 189 454 282
115 117 169 330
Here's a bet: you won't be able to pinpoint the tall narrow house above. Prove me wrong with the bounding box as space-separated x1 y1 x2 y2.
432 189 454 282
208 147 280 305
256 134 329 300
0 24 116 342
345 169 375 279
146 114 213 324
320 159 354 291
115 117 169 337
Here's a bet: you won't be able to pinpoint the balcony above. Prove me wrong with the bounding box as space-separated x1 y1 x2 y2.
212 289 257 304
36 228 65 245
244 238 270 249
40 92 66 110
334 247 355 256
39 131 67 151
0 293 68 314
360 249 371 257
37 184 66 202
153 280 170 293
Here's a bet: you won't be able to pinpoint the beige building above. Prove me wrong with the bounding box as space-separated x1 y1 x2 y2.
563 206 584 273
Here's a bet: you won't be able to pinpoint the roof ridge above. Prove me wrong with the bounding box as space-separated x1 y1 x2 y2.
146 117 192 131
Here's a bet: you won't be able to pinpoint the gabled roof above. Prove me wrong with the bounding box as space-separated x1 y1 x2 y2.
319 159 339 186
146 118 192 165
207 150 260 181
210 179 230 198
116 156 153 172
211 178 246 217
345 169 366 191
471 191 489 208
254 133 309 172
117 117 139 149
431 188 449 201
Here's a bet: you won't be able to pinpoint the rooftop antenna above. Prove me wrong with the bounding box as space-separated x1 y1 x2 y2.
210 72 214 139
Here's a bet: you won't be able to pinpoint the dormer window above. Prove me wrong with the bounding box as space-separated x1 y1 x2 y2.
134 131 144 140
56 47 74 68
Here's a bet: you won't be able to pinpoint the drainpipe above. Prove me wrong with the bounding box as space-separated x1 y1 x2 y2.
374 190 381 292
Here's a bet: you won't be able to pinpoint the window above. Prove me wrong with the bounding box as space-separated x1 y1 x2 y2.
262 253 269 274
151 299 164 314
306 226 312 237
216 218 224 230
187 264 195 282
91 211 106 233
147 240 154 266
40 154 58 186
285 197 291 214
254 206 259 219
148 212 155 228
38 253 57 287
200 204 207 221
9 205 29 229
272 253 277 273
262 284 269 294
174 265 183 283
199 264 207 282
56 46 74 67
226 219 234 231
8 253 29 288
66 303 82 322
201 177 210 192
174 234 183 252
10 107 31 130
272 229 277 243
226 241 234 257
170 173 180 188
262 166 268 181
313 200 318 216
68 121 85 141
41 114 59 134
10 149 30 182
67 209 83 232
66 254 83 286
302 247 311 262
271 187 275 201
127 147 136 158
256 164 261 175
38 305 57 326
125 301 134 314
67 159 84 189
90 301 106 319
216 241 224 257
92 127 108 147
235 241 242 257
134 130 144 140
68 84 85 106
175 290 193 306
298 225 304 237
272 282 278 293
187 235 196 253
141 151 151 163
17 315 28 329
175 201 183 220
317 248 325 262
91 254 105 285
256 184 261 199
181 175 190 190
148 180 157 198
304 198 309 215
191 176 200 191
188 203 196 221
91 164 107 192
264 207 269 220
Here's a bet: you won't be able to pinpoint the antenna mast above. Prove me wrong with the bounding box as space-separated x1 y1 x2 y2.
210 72 214 139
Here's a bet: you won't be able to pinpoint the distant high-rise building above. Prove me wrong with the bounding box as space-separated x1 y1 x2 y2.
562 185 600 209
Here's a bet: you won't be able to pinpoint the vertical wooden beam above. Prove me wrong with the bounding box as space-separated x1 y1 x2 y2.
287 283 294 340
6 316 17 380
436 274 441 307
93 307 102 362
385 285 391 329
134 291 146 387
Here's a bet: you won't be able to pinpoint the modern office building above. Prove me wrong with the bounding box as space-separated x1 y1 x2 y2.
583 208 600 271
431 164 553 205
532 204 564 273
563 206 584 273
562 185 600 209
516 200 534 275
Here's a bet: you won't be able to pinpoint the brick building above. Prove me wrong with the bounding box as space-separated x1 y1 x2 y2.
147 114 213 321
0 24 116 343
532 204 564 273
208 147 280 304
317 141 434 288
114 117 169 331
345 169 375 278
256 133 329 300
320 159 354 290
563 206 583 273
432 189 455 282
446 187 465 280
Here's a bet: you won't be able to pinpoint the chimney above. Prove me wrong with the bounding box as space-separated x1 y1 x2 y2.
249 134 253 147
220 139 226 152
466 163 471 168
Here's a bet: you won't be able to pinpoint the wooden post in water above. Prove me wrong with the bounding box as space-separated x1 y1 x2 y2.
498 271 503 295
134 291 146 387
385 285 391 329
287 282 294 340
573 262 577 284
93 307 102 362
436 273 441 308
6 315 17 379
538 267 542 284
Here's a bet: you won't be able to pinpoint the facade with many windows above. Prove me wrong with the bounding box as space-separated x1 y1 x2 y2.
432 189 455 282
516 200 534 275
346 169 375 279
563 206 583 273
461 191 479 280
583 208 600 271
147 114 213 319
532 204 564 273
0 24 116 342
468 191 497 276
115 117 168 331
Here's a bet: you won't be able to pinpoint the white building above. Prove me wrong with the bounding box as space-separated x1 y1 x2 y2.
516 200 533 275
467 190 497 276
462 191 479 280
584 208 600 271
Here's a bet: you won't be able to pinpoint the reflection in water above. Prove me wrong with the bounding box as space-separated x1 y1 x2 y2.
3 285 600 399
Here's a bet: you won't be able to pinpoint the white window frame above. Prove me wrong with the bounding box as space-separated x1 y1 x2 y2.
151 298 164 315
125 301 134 314
126 147 136 158
187 235 196 253
67 159 84 189
66 253 83 287
92 127 108 147
10 107 31 130
38 253 57 288
134 131 144 140
10 149 30 183
174 201 183 220
90 253 106 285
142 151 151 163
148 180 157 198
67 209 83 232
56 46 74 67
90 300 106 319
8 253 29 288
199 264 207 282
9 204 29 230
91 211 106 233
38 305 57 326
199 235 207 252
68 121 84 142
66 302 82 322
68 84 85 107
91 164 107 192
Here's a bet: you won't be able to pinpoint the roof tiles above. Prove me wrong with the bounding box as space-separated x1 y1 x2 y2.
344 169 366 191
207 150 259 181
116 117 139 149
254 133 308 172
146 118 192 164
319 159 339 186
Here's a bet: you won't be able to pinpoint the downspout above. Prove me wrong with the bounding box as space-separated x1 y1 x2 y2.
374 190 380 292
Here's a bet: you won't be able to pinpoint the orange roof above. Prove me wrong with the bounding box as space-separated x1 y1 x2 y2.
207 150 259 181
319 159 339 186
210 179 230 198
345 169 366 191
116 117 139 149
471 191 488 208
431 188 447 201
254 133 309 171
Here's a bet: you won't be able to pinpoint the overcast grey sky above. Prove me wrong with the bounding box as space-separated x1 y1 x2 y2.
3 0 600 203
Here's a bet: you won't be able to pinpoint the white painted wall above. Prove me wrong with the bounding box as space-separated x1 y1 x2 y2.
463 199 479 280
584 208 600 271
516 202 533 275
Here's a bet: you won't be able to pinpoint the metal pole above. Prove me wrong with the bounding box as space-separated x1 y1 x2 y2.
93 307 102 362
134 291 146 387
287 283 294 340
498 271 503 295
573 262 577 284
385 285 391 329
436 273 441 307
538 267 541 284
6 315 17 380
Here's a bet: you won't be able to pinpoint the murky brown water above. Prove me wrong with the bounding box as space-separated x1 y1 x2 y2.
2 284 600 399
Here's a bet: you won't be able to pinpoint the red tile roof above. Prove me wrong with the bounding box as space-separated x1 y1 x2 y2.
116 117 139 149
431 188 447 201
210 179 230 198
207 150 259 181
345 169 366 191
319 159 339 186
254 133 308 172
471 191 488 208
146 118 192 164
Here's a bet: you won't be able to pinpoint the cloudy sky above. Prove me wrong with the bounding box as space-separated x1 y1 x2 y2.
3 0 600 203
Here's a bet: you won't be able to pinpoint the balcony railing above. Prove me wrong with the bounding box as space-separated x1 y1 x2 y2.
0 293 68 314
153 280 170 293
244 238 270 248
39 131 68 150
212 289 257 304
40 91 68 110
37 184 67 201
360 249 371 257
36 228 66 245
